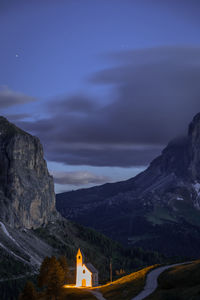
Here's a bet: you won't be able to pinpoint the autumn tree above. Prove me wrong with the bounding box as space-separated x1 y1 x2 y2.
45 256 65 300
58 255 70 283
19 281 38 300
38 256 51 289
37 256 65 299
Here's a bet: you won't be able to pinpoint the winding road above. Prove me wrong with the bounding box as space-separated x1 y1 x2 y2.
131 262 191 300
89 261 191 300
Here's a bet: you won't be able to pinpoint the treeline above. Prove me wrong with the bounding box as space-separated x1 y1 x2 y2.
73 223 165 281
35 220 166 283
19 256 70 300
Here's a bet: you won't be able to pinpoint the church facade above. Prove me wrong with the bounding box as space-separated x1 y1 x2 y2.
76 248 98 287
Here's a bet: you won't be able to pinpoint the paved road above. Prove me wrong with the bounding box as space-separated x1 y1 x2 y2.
131 262 191 300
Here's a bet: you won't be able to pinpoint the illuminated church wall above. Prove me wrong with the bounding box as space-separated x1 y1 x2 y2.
75 248 98 287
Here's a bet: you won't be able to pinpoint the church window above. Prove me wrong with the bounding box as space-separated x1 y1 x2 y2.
78 256 81 259
83 270 85 273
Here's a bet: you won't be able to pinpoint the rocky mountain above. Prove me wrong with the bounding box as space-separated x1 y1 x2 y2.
0 116 58 229
0 116 164 300
56 112 200 258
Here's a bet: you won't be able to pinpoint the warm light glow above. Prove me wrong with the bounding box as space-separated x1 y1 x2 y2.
75 248 92 287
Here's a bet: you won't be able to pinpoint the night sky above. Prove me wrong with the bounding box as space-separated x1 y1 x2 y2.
1 0 200 192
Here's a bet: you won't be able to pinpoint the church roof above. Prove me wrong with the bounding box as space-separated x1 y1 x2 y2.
86 263 98 274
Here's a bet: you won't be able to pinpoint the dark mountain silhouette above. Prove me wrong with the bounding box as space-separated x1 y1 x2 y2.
56 112 200 258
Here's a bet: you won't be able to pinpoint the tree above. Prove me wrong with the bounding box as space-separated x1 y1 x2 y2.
19 281 38 300
45 257 65 300
58 255 69 283
38 256 51 289
37 256 65 299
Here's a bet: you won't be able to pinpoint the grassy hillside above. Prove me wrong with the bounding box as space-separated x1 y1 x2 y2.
36 264 158 300
34 219 165 283
38 288 97 300
99 265 158 300
146 260 200 300
57 187 200 259
0 219 166 300
59 260 200 300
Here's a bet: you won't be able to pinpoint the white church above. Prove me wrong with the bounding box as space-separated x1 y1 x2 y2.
76 248 99 287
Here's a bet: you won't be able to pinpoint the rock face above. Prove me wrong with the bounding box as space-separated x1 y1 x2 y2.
0 116 58 229
56 112 200 257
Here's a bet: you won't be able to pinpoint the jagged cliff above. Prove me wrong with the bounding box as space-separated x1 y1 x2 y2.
56 112 200 257
0 116 58 229
0 117 166 300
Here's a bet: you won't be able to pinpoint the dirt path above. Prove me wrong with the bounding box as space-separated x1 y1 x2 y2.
131 262 191 300
90 289 107 300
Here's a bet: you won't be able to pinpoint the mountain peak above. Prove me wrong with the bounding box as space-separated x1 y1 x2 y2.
56 112 200 256
187 112 200 182
188 112 200 137
0 117 59 229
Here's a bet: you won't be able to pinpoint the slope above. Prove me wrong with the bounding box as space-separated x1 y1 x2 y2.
56 112 200 257
145 260 200 300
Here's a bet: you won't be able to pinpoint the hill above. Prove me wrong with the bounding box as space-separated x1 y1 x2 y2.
0 219 165 299
56 112 200 258
146 260 200 300
98 264 157 300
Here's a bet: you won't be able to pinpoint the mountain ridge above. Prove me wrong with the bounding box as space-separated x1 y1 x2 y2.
0 116 166 299
56 112 200 257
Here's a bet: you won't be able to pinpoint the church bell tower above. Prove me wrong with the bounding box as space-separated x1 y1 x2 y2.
76 248 83 286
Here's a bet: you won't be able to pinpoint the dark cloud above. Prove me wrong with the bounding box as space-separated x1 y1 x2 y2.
47 146 162 167
47 95 99 114
6 113 31 121
51 170 110 186
0 86 35 109
15 47 200 167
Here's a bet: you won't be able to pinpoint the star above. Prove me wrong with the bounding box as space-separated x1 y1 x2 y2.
15 54 19 58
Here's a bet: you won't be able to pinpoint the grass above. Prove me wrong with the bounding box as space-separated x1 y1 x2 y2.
98 264 158 300
145 260 200 300
128 234 156 244
61 288 96 300
146 206 177 225
38 288 96 300
56 264 158 300
174 201 200 227
34 220 165 284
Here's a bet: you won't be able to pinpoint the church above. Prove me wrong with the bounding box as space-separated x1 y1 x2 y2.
76 248 99 287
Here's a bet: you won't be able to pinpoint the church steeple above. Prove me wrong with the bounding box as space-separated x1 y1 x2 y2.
76 248 85 286
76 248 83 267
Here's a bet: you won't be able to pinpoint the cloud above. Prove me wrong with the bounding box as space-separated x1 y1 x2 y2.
45 144 161 167
6 113 31 121
15 46 200 167
51 170 110 186
47 94 99 114
0 86 35 109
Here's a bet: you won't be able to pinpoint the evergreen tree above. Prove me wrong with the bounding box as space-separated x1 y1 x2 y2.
38 256 51 289
19 281 38 300
58 255 69 283
45 257 65 300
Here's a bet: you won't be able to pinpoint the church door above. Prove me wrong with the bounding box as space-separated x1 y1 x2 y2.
82 279 86 287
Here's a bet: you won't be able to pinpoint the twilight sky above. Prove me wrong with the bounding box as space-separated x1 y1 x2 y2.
1 0 200 192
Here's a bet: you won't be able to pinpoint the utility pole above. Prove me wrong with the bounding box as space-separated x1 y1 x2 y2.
110 258 112 283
